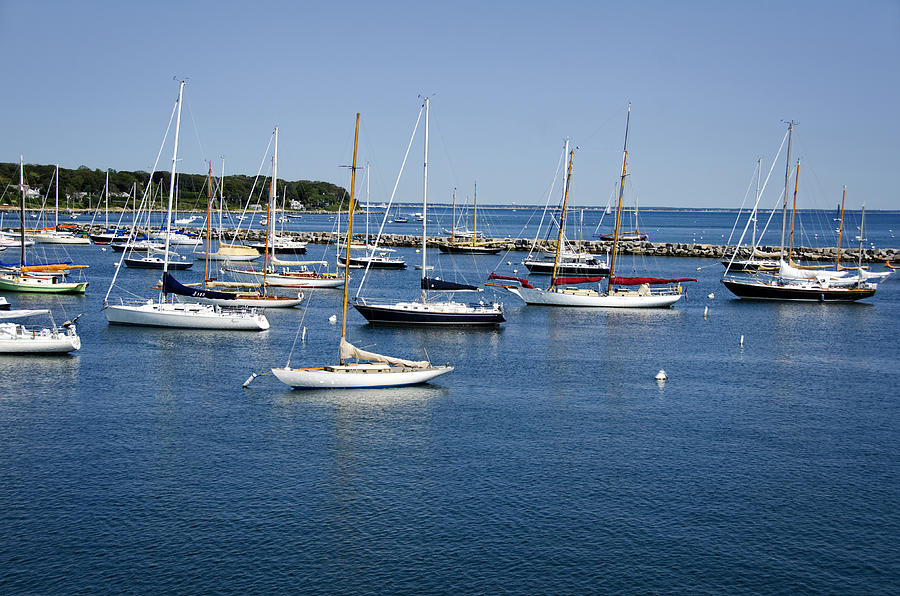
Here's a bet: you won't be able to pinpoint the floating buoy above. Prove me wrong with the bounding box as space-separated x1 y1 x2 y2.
507 261 512 265
655 369 668 381
301 326 307 342
101 247 107 252
740 334 744 347
703 306 709 318
707 292 715 299
328 314 337 324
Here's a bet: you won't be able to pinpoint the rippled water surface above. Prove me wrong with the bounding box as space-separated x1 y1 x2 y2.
1 211 898 594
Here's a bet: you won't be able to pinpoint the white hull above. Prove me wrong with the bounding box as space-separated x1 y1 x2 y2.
194 252 259 262
224 267 345 288
105 301 270 330
0 323 80 353
272 364 453 389
509 285 682 308
33 234 91 245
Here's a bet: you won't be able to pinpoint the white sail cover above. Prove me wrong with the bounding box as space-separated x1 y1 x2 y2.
339 338 429 369
779 260 850 280
271 257 328 267
0 309 50 319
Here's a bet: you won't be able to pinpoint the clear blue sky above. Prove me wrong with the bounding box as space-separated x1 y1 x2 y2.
2 0 898 209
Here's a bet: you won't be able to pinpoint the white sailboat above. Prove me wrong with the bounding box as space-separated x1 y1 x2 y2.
496 106 692 308
271 113 453 389
0 308 80 354
104 81 270 330
0 158 89 294
224 127 343 289
33 166 91 245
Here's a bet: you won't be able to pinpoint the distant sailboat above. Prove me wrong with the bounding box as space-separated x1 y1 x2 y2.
495 107 692 308
271 113 453 389
0 157 89 294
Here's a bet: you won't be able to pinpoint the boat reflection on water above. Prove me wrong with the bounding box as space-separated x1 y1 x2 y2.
274 384 450 408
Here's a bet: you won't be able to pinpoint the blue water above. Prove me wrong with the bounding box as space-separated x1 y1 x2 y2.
1 211 899 594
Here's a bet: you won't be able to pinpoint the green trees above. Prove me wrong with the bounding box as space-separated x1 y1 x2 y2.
0 162 347 211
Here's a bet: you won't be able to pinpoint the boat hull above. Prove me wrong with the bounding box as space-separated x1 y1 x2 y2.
721 278 877 302
509 286 682 308
105 301 270 329
223 267 344 288
437 243 502 255
0 324 80 353
353 301 505 325
0 275 88 294
338 256 407 269
272 364 453 389
123 258 193 270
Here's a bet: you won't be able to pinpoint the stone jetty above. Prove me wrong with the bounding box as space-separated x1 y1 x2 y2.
66 224 899 264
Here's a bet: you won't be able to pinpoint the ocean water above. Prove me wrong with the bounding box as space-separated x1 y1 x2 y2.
1 211 898 594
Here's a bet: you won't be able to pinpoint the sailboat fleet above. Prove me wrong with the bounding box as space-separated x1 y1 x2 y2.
3 89 893 371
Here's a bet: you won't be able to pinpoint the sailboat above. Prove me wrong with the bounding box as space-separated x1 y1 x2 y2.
436 182 503 254
271 113 453 389
104 81 270 330
352 98 504 325
166 164 304 308
194 159 261 262
337 164 406 270
224 127 344 289
721 122 879 302
33 166 91 245
0 308 80 353
494 107 692 308
0 157 89 294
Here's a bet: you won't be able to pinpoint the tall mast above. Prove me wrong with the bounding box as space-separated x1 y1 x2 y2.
18 156 25 268
835 186 846 269
104 170 109 229
450 188 456 242
788 159 800 263
205 162 212 285
607 102 631 290
339 113 361 362
473 181 477 244
55 164 60 228
753 157 761 248
856 203 866 272
779 121 795 261
263 127 278 286
161 80 184 282
420 97 430 300
549 142 574 289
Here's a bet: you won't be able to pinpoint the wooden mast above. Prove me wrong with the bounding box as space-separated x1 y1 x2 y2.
779 121 795 263
549 141 573 289
339 113 360 364
835 186 846 270
607 103 631 292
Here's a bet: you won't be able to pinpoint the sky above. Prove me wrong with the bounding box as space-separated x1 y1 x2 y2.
1 0 898 209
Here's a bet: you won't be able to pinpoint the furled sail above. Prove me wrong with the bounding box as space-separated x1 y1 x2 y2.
162 272 236 300
487 272 533 289
339 338 429 369
421 277 480 292
779 260 849 280
609 276 698 285
551 276 606 286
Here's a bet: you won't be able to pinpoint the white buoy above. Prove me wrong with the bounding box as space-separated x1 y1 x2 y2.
703 306 709 318
707 292 715 299
507 261 512 265
101 247 107 251
301 326 307 342
655 369 668 381
328 314 337 324
740 334 744 347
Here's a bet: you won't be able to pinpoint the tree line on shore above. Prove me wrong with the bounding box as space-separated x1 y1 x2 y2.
0 162 348 212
